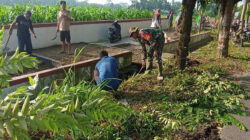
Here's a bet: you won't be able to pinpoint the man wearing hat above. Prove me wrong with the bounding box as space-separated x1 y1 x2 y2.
129 27 165 80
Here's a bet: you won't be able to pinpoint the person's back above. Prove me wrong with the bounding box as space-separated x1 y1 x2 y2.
175 12 182 32
151 9 161 28
95 51 120 91
113 21 121 36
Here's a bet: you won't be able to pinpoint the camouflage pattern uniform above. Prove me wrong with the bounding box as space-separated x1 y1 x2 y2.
137 28 165 76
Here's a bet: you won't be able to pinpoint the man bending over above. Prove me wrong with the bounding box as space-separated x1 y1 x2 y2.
93 50 121 91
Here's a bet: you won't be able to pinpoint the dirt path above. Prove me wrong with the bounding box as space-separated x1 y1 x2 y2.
220 72 250 140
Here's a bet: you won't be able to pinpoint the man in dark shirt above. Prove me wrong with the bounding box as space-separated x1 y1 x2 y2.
167 9 174 29
9 11 37 54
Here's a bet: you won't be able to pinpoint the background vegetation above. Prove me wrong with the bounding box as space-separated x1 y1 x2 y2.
0 4 153 25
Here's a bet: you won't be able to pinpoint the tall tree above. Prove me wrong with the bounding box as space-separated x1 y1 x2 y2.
175 0 197 70
217 0 240 58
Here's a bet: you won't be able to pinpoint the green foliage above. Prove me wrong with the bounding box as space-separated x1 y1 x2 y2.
119 60 249 138
237 3 250 19
0 74 130 139
0 4 153 25
156 71 248 131
118 111 163 139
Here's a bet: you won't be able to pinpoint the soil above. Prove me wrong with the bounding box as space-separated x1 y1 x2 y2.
163 29 181 41
12 43 140 77
11 60 53 77
113 44 142 63
33 43 127 65
174 124 220 140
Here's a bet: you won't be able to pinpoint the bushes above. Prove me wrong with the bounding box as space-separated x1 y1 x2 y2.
1 78 130 139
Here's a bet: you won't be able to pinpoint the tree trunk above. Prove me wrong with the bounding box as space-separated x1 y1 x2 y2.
175 0 196 70
217 0 237 58
240 0 247 30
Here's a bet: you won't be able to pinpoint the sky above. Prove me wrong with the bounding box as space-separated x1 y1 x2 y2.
77 0 182 5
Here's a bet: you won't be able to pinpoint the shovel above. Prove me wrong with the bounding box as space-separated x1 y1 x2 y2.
51 31 58 40
2 34 11 53
138 65 145 74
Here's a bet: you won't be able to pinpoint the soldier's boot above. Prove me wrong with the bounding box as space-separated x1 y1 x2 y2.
157 61 164 80
144 59 153 75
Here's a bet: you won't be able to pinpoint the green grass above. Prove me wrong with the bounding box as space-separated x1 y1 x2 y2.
189 40 250 75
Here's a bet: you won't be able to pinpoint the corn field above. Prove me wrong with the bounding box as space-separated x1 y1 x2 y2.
0 4 153 24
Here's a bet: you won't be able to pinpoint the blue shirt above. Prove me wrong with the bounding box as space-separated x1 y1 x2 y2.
96 56 120 90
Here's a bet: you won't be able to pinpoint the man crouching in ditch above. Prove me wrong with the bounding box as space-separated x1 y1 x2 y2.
93 50 121 91
129 27 164 80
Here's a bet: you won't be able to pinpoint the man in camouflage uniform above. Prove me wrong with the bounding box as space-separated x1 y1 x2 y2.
129 27 165 80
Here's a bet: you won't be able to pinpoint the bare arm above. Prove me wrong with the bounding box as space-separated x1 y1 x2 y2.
93 69 99 84
67 11 71 21
30 22 37 39
57 20 61 32
30 28 37 39
57 12 61 32
159 15 161 24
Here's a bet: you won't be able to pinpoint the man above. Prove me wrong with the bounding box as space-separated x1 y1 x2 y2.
57 1 72 54
175 12 182 33
112 20 121 39
151 8 161 29
9 11 37 54
93 50 121 91
212 18 217 28
197 15 201 32
129 27 164 80
167 9 174 29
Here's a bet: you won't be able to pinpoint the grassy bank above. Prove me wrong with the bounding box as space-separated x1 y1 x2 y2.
116 40 250 139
